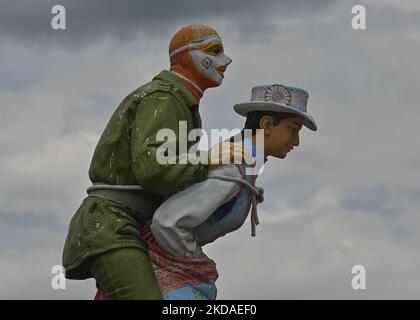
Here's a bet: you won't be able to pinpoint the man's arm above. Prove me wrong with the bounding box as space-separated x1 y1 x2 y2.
150 164 242 257
131 92 208 194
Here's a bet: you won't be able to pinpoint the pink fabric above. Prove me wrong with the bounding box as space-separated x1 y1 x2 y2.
141 225 219 295
94 288 107 300
93 225 218 299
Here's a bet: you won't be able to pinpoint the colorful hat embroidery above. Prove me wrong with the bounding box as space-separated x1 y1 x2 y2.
264 84 291 105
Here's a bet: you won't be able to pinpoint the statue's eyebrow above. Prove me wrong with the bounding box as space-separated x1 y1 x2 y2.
293 121 303 128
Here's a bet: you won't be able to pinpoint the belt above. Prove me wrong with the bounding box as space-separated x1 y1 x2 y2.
87 183 157 223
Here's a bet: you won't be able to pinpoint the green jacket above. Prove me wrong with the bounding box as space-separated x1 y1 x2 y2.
63 70 209 279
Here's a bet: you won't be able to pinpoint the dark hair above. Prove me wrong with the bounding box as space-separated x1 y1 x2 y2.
243 111 296 135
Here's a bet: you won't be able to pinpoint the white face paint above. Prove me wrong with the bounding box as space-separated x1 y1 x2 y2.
190 49 232 85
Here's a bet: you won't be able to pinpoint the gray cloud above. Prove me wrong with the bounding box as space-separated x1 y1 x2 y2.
0 0 334 47
1 0 420 299
209 186 420 299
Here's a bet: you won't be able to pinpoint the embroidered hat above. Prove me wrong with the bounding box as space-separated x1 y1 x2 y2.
233 84 317 131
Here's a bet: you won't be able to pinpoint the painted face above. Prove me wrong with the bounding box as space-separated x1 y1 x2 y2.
170 33 232 92
189 40 232 87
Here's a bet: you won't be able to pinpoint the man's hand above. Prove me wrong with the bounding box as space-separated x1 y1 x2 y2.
207 142 253 171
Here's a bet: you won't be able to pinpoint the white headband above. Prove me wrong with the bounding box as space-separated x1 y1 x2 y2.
169 35 222 59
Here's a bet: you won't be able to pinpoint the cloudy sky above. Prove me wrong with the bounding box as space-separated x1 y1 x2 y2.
0 0 419 299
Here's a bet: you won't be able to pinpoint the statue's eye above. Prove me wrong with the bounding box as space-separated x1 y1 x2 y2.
207 45 223 55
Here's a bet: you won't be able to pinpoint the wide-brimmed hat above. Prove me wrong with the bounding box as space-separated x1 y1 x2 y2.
233 84 317 131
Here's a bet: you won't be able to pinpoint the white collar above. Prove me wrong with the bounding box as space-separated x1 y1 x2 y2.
171 71 204 95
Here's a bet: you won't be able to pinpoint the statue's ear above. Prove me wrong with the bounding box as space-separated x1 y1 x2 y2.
259 115 274 130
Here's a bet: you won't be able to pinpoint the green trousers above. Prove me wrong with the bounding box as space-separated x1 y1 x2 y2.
89 247 163 300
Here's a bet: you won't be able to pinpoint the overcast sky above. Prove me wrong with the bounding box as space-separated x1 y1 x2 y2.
0 0 419 299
